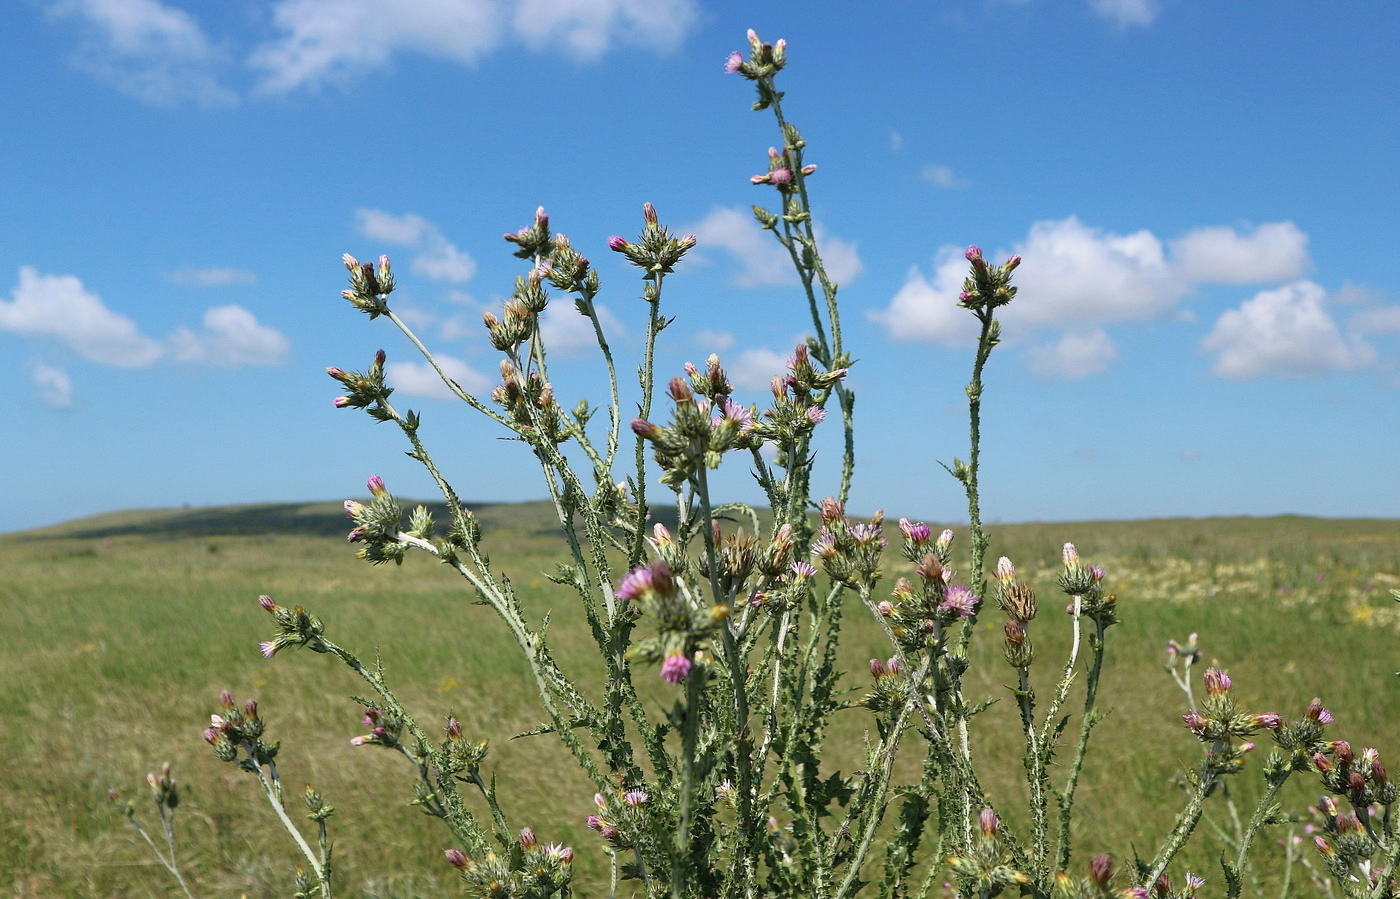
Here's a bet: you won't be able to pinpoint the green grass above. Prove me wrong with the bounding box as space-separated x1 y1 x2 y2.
3 504 1399 896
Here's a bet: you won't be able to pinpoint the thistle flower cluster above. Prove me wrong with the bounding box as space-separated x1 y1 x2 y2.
1059 543 1118 627
725 29 787 82
444 828 574 899
878 526 980 653
945 809 1032 895
808 498 886 586
617 559 727 683
109 762 180 819
585 789 655 851
256 593 329 658
1049 852 1201 899
1309 793 1388 880
348 706 406 749
1180 667 1282 774
631 369 759 487
491 359 565 442
991 556 1039 668
750 144 817 193
1313 739 1396 809
327 349 392 416
956 245 1020 313
607 202 697 279
861 655 908 713
203 690 280 770
341 253 394 318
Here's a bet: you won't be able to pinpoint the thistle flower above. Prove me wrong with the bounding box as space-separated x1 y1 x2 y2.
1203 666 1232 696
978 807 1000 839
624 789 648 807
725 51 743 73
661 652 691 684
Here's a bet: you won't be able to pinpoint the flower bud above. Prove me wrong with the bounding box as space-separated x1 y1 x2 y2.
978 807 1000 839
607 236 627 252
643 202 657 225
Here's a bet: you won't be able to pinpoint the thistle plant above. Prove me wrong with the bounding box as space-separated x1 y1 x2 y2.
129 28 1400 899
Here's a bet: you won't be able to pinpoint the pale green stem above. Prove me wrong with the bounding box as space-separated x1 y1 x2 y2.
255 766 330 898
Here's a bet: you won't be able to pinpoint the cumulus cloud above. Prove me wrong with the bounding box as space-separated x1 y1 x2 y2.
921 164 970 189
169 305 290 365
252 0 698 93
31 364 75 408
1352 304 1400 336
1202 281 1376 379
688 206 863 288
48 0 235 105
874 217 1322 377
166 266 257 287
386 355 491 399
0 266 163 366
1026 328 1118 379
1088 0 1159 27
726 347 790 393
538 302 625 356
692 329 735 352
1170 221 1309 284
356 209 476 284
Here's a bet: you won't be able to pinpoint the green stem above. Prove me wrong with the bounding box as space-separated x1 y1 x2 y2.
255 766 331 898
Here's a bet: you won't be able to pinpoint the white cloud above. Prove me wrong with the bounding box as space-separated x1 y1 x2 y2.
726 347 790 393
386 354 491 399
921 164 970 189
870 251 991 347
1352 305 1400 335
49 0 235 105
252 0 698 93
1170 221 1309 284
874 217 1321 378
1006 217 1178 330
356 209 477 284
1202 281 1375 379
31 364 74 408
688 206 862 288
1088 0 1159 27
0 267 163 366
166 266 257 287
510 0 697 59
1026 328 1118 379
692 329 734 352
538 302 624 356
169 305 290 365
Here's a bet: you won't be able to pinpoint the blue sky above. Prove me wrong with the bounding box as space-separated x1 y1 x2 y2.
3 0 1398 534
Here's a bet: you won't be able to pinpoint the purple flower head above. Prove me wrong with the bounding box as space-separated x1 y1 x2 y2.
877 599 895 616
519 827 537 849
624 789 648 807
1089 566 1105 582
661 652 691 684
819 496 844 522
1203 667 1231 696
259 641 278 658
937 529 955 548
809 532 837 560
1182 711 1207 735
1004 254 1022 271
642 202 658 225
367 475 387 497
964 245 983 263
679 233 697 250
939 585 979 620
445 849 471 870
806 405 827 425
344 500 364 517
630 418 662 440
769 167 792 186
1306 698 1333 724
1089 853 1113 888
958 290 974 304
790 561 818 580
899 518 931 543
1252 712 1283 730
725 51 743 73
446 717 462 739
607 235 628 252
259 594 278 613
868 658 886 678
1185 872 1205 893
978 807 1000 839
333 396 350 408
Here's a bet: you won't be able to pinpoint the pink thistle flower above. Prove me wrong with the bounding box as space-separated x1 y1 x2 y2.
445 848 471 869
725 51 743 73
876 600 895 616
624 789 648 806
661 653 691 684
586 814 603 830
868 658 886 678
791 561 818 580
333 396 351 408
1062 542 1079 565
679 233 697 250
347 527 365 543
939 585 979 620
1004 254 1022 271
1306 698 1333 724
367 475 387 497
768 168 792 185
558 846 573 864
995 556 1016 583
1252 712 1282 730
259 641 278 658
642 202 657 225
446 717 462 739
259 594 277 612
1089 853 1113 887
978 807 1000 838
820 497 844 522
1203 666 1231 696
349 735 370 746
345 500 363 516
519 827 537 849
630 418 662 440
964 245 983 263
607 236 628 252
899 518 931 542
1182 711 1207 735
202 727 220 744
806 405 827 425
801 164 817 175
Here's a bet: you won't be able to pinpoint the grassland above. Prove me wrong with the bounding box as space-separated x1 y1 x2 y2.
3 503 1399 897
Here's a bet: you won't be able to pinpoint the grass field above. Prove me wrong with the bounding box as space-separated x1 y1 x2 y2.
4 503 1399 897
